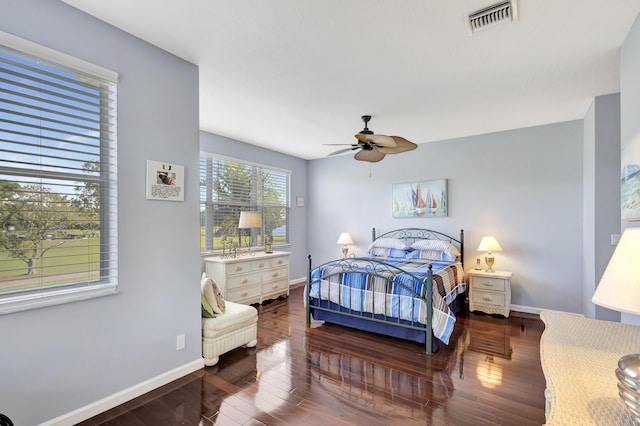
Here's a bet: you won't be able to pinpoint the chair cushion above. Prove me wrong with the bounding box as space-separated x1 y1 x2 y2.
201 301 258 338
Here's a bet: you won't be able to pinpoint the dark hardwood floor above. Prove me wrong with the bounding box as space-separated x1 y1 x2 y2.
79 285 547 426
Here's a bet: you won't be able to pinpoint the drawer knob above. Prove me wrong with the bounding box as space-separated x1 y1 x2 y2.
272 284 278 289
259 262 265 267
242 278 248 284
277 260 283 265
482 296 493 301
235 266 243 271
241 291 248 297
482 282 494 287
273 272 279 278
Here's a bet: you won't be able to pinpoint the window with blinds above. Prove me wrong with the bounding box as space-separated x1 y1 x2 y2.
199 154 290 253
0 34 118 314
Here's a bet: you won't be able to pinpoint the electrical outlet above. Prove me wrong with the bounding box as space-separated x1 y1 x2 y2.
176 334 185 351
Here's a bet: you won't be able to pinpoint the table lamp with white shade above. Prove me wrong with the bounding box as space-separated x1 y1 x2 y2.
592 227 640 421
238 211 261 255
337 232 353 257
477 236 502 272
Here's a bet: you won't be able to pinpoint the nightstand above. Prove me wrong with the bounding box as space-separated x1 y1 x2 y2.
467 269 512 318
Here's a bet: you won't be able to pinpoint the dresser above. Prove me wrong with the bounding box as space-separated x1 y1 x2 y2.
467 269 512 317
204 251 290 305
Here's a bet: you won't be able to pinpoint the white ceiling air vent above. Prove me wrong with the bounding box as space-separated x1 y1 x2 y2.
464 0 518 36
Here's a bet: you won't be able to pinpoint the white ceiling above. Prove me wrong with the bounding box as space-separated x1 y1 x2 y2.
61 0 640 160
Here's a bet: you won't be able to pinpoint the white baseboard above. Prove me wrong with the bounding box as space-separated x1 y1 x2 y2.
289 277 306 288
510 304 543 315
40 358 204 426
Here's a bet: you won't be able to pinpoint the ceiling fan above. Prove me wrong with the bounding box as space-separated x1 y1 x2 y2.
325 115 418 163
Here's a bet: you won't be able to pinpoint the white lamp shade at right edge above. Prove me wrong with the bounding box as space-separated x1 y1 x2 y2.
592 228 640 315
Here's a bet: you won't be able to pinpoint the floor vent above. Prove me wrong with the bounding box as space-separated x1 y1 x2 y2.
464 0 518 36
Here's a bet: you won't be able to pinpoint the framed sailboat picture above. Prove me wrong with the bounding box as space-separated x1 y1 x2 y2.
392 179 447 218
622 132 640 220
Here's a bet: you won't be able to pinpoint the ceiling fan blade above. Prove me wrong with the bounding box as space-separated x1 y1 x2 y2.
376 136 418 154
354 133 397 148
328 147 357 156
354 148 385 163
323 143 358 146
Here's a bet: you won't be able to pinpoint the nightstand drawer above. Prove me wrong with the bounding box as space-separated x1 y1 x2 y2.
471 290 506 307
473 276 506 292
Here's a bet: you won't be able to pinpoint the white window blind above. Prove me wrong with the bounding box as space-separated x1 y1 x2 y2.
199 153 290 252
0 36 118 314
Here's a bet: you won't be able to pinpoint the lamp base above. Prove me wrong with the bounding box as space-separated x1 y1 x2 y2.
342 245 349 258
485 255 495 273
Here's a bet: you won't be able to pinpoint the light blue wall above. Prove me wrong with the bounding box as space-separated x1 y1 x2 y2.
0 1 201 424
622 13 640 152
199 132 308 282
583 94 621 321
308 121 585 313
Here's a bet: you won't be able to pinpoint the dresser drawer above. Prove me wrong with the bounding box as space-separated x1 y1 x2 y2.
261 266 288 282
270 256 289 268
471 290 506 307
472 276 506 292
262 279 288 296
227 262 252 276
227 273 260 289
227 285 261 302
251 259 270 272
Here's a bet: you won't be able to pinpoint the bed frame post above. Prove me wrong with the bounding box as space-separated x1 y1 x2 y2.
426 264 433 354
372 227 376 242
306 254 312 326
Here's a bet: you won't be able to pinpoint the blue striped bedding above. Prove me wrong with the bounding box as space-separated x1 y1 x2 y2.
309 257 466 345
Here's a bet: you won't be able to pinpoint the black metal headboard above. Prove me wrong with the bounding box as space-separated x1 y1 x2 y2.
372 227 464 264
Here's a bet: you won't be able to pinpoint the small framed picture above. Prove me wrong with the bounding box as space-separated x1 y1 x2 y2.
296 196 304 207
146 160 185 201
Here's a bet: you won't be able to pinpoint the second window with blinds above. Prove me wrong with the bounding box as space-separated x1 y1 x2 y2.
199 154 290 254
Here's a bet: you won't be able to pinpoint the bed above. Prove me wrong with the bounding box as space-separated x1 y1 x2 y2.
305 228 466 353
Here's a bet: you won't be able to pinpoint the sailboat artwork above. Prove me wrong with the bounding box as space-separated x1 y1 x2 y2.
622 132 640 220
392 179 447 218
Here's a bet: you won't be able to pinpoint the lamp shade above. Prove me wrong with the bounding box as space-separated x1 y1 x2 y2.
477 236 502 252
592 228 640 315
238 211 261 229
336 232 353 245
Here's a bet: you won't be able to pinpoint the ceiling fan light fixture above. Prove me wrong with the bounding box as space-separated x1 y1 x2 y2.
355 149 385 163
323 115 417 163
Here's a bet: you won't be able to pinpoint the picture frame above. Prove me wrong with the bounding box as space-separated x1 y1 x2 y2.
622 132 640 220
392 179 447 218
145 160 185 201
